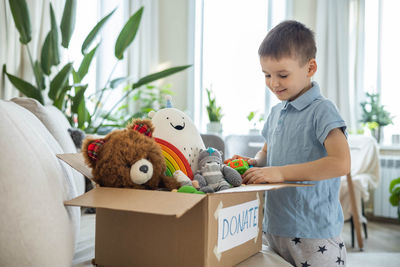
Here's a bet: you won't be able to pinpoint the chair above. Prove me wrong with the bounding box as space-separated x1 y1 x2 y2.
201 134 225 160
340 135 380 250
224 134 265 159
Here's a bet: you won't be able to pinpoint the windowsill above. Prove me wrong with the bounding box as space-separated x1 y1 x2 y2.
379 145 400 156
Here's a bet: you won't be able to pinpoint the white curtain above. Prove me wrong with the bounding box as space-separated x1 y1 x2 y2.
314 0 358 131
126 0 159 82
0 0 64 101
314 0 366 131
1 0 158 106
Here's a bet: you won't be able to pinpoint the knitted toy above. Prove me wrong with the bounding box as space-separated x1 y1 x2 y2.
68 127 86 151
81 119 181 190
194 147 242 193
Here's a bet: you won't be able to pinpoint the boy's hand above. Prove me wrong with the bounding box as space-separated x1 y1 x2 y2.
242 167 284 184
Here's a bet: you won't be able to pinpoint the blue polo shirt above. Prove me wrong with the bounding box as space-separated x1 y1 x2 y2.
261 82 346 238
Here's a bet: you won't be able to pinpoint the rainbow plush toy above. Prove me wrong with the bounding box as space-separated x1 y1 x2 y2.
149 96 205 185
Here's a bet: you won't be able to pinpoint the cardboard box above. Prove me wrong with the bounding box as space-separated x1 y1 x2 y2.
59 153 308 267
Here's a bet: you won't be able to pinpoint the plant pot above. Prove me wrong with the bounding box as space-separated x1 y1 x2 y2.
206 122 222 135
249 128 260 135
371 127 383 143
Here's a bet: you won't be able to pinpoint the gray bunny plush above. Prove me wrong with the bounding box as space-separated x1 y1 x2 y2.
194 147 242 193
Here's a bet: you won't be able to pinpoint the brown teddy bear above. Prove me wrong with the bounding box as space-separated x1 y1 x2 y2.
82 119 181 190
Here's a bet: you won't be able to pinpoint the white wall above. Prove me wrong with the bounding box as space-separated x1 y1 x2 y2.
158 0 190 111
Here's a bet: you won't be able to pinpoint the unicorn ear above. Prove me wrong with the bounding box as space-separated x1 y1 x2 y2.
165 95 173 108
148 110 156 118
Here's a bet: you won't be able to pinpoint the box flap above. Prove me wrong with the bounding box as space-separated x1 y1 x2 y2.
215 183 313 194
57 153 93 180
65 187 206 218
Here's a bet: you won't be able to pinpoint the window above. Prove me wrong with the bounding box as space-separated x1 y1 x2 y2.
68 0 126 113
364 0 400 145
196 0 288 135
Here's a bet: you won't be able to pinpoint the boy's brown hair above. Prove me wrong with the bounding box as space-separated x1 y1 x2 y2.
258 20 316 65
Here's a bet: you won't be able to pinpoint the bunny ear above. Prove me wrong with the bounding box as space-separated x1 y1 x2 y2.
82 138 106 168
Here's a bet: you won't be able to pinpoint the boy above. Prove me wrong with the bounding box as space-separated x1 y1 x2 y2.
227 20 350 266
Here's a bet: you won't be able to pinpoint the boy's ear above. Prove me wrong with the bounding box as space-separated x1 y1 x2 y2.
307 58 317 77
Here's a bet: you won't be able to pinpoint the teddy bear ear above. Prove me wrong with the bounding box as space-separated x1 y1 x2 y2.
81 137 106 168
127 118 155 137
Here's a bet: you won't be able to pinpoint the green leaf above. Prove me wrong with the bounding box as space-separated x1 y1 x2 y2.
53 85 71 110
389 177 400 193
8 0 31 44
76 44 99 82
77 99 91 129
40 32 53 75
49 3 60 66
49 63 73 101
110 77 128 88
72 69 80 84
60 0 77 48
33 60 45 91
114 7 143 60
389 193 399 206
81 8 116 54
132 65 191 89
5 71 43 104
71 85 88 113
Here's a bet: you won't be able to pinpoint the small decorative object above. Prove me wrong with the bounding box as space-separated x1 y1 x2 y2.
81 119 181 190
225 158 253 175
172 185 205 194
194 147 242 193
68 128 86 150
148 96 206 175
205 88 223 135
247 111 264 135
360 92 393 143
389 177 400 222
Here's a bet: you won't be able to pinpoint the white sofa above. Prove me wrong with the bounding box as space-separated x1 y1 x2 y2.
0 98 291 267
0 98 84 267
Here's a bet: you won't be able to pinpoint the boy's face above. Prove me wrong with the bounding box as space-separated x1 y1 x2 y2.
260 56 317 101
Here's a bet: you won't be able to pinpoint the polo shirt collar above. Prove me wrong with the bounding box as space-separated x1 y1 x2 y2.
282 81 321 111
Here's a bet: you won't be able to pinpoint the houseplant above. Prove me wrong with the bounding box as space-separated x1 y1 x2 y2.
97 84 174 132
205 88 223 135
360 92 393 143
247 110 264 135
389 177 400 222
3 0 190 133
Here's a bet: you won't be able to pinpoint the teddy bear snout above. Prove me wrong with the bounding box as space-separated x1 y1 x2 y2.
130 159 154 185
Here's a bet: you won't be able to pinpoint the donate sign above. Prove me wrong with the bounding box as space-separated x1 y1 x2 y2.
217 199 259 253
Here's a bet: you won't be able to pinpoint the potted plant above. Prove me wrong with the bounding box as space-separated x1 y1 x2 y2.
98 84 174 133
360 92 393 143
205 87 223 135
247 111 264 135
3 0 190 134
389 177 400 222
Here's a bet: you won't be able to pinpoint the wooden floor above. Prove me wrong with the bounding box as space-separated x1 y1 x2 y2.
341 220 400 252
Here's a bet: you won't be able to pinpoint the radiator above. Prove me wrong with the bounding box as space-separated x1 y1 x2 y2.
373 156 400 218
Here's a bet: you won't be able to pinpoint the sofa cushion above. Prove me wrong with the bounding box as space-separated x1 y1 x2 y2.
11 97 85 196
0 100 80 267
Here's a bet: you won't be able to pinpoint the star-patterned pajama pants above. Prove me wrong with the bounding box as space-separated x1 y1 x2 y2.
263 233 347 267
